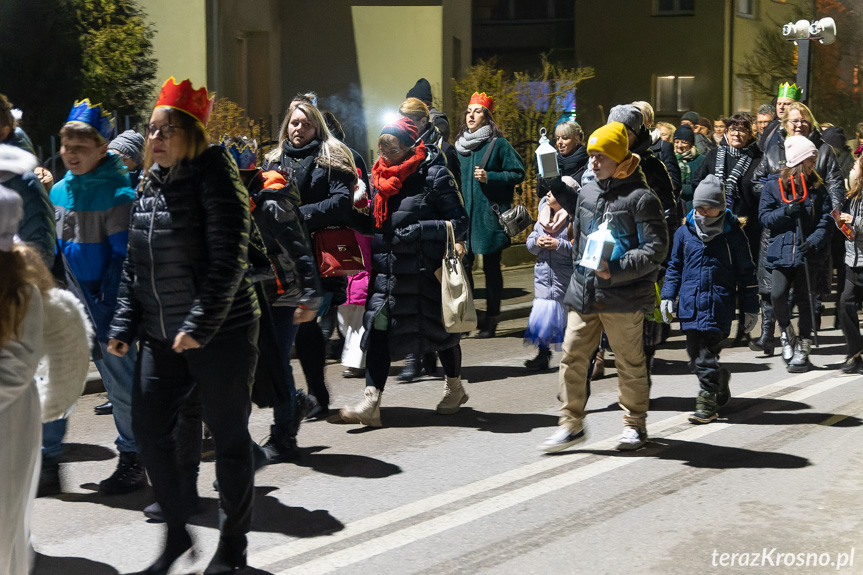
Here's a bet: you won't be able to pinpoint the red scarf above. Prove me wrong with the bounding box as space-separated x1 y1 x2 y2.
371 141 427 228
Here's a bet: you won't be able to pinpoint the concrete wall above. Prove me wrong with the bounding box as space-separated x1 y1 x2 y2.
140 0 208 91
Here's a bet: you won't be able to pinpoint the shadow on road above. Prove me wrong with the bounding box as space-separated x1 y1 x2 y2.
360 406 558 433
652 358 771 376
576 438 810 469
34 553 120 575
461 365 542 383
296 446 402 478
59 443 117 463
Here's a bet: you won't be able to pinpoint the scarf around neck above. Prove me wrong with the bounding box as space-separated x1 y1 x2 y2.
676 146 698 183
455 125 493 155
538 199 570 235
715 144 754 208
693 211 726 243
371 140 427 228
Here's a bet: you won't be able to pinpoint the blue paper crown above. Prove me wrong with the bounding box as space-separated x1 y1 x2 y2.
220 136 258 170
65 99 115 141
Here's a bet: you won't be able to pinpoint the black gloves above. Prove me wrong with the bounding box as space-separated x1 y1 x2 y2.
798 241 813 256
784 202 804 218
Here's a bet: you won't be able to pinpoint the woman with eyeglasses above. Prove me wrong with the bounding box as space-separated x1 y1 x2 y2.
107 79 260 574
338 117 469 427
750 102 845 356
691 114 763 347
263 101 357 420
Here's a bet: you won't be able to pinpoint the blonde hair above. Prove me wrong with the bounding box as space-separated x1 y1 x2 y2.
267 102 356 185
554 121 584 145
782 102 820 133
0 243 54 346
398 98 429 127
143 107 209 174
632 100 655 127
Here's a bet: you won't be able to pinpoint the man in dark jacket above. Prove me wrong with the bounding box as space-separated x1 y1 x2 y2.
406 78 450 143
538 121 668 454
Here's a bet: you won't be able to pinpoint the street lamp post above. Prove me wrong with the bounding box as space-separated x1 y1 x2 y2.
781 17 837 105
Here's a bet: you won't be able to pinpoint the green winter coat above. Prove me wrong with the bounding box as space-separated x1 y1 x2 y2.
458 137 526 254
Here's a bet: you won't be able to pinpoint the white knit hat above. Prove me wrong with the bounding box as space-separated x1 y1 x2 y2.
785 135 818 168
0 184 23 251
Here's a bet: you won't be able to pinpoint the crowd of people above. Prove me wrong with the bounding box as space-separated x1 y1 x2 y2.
1 75 862 573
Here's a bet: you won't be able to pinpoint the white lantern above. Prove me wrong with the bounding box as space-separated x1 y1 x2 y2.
535 127 559 179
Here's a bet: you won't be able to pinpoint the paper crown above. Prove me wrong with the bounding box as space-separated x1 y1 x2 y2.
65 99 115 141
469 92 494 114
220 136 258 171
155 77 215 126
777 82 803 101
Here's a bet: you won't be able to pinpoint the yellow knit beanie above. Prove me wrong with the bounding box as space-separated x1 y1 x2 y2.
586 121 629 164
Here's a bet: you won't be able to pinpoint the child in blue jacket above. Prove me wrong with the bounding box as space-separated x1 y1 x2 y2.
524 185 573 370
660 175 759 424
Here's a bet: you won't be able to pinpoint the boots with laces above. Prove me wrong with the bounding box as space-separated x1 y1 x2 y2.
787 338 813 373
779 325 796 364
339 386 382 427
436 377 469 414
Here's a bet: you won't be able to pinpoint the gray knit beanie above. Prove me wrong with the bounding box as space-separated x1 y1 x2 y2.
0 184 23 251
108 130 145 166
692 174 726 209
607 105 644 134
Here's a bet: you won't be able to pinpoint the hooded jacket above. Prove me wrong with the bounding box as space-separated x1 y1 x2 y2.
109 146 259 347
526 197 573 301
548 156 668 314
661 210 758 334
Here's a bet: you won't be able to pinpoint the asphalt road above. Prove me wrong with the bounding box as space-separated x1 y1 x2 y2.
31 319 863 575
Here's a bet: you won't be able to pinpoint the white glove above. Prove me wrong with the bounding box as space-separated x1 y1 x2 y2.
744 312 759 333
660 299 674 324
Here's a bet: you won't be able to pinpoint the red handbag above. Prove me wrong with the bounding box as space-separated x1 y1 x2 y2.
313 228 365 277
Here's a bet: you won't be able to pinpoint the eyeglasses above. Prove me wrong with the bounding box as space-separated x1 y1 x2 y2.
145 124 183 139
727 127 749 135
378 148 403 159
789 119 811 127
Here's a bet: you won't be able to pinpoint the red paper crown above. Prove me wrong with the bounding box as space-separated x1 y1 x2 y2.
469 92 494 114
155 77 215 127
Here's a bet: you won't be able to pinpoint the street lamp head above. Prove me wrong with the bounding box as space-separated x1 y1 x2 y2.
782 20 811 41
810 17 837 45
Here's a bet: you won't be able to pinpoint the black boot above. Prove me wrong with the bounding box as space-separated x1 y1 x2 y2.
399 354 421 383
203 536 247 574
475 315 499 339
749 301 777 356
37 456 61 498
99 451 147 495
422 352 438 376
143 526 193 575
524 348 551 371
94 400 113 415
260 424 300 463
731 315 751 347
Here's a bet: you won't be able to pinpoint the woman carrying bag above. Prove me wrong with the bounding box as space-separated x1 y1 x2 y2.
338 118 469 427
455 92 525 338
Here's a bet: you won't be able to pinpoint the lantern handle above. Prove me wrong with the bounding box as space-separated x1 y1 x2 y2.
539 127 547 139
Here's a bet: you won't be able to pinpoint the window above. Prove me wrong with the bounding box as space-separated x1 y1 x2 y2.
738 0 755 17
654 0 695 16
656 75 695 112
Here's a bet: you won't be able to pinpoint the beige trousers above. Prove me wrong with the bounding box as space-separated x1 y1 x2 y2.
558 309 649 431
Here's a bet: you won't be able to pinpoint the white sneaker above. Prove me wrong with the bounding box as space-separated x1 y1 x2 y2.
537 426 585 453
616 426 647 451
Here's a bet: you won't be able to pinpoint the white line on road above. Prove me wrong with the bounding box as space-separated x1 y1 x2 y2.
252 369 847 573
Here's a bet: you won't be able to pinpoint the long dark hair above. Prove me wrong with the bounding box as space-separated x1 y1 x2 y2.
455 106 504 141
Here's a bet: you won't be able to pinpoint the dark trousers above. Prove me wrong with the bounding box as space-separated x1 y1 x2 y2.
684 330 726 394
839 266 863 359
365 328 461 390
465 249 503 317
295 320 330 408
133 322 259 538
771 267 813 338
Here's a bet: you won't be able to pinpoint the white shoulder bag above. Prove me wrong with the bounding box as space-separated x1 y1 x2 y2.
440 221 477 333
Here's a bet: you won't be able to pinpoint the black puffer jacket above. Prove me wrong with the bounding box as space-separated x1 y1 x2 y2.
649 136 682 194
109 146 259 346
548 158 668 314
632 129 680 247
358 146 468 358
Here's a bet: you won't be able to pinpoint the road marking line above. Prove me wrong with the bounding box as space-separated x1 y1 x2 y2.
251 368 838 570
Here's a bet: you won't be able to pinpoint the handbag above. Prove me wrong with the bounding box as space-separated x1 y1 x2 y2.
440 221 477 333
312 227 365 277
476 137 533 238
492 185 533 238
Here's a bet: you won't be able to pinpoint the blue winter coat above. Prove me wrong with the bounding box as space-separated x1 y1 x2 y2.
526 198 573 301
661 210 758 335
758 174 832 270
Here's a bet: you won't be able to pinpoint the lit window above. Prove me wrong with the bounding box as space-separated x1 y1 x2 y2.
656 76 695 112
